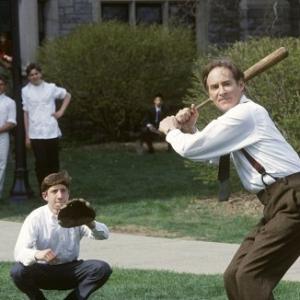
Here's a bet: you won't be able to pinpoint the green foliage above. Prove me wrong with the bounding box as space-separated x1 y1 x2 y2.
222 37 300 152
37 22 196 142
184 37 300 185
0 65 12 96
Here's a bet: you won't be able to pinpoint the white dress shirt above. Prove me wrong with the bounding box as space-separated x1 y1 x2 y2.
167 95 300 193
0 93 16 130
14 205 109 266
22 81 67 139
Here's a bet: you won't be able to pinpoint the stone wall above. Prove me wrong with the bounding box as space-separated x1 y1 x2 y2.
54 0 299 42
208 0 241 45
207 0 293 45
244 0 291 38
58 0 93 35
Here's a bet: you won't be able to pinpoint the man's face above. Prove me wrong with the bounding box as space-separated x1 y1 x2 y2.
28 68 43 86
206 67 244 112
0 79 6 94
154 97 162 108
42 184 69 215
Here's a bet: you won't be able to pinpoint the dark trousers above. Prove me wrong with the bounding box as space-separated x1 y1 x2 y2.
140 127 170 153
10 260 112 300
224 172 300 300
30 138 60 188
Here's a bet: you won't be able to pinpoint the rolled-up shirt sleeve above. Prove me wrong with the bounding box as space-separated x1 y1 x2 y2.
51 83 67 100
166 103 257 161
7 100 16 124
14 216 39 266
21 90 28 112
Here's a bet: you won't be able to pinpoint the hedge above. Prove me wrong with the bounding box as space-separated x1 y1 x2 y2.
37 22 197 143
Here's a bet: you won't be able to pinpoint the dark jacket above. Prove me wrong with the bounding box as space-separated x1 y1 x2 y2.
143 105 168 129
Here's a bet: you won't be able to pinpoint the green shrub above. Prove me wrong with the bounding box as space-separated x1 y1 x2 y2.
0 65 12 95
184 37 300 186
37 22 196 143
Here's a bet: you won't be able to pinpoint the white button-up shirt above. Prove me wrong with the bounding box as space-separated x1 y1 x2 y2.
14 205 109 266
0 93 16 134
22 81 67 139
167 95 300 193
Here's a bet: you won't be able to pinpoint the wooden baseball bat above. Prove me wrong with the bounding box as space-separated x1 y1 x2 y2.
196 47 289 109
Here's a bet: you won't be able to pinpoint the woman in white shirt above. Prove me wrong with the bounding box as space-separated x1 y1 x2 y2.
22 63 71 190
159 59 300 300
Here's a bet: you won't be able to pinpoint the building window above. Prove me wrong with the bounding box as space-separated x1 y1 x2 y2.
169 1 195 29
136 3 162 25
0 0 12 56
102 3 129 22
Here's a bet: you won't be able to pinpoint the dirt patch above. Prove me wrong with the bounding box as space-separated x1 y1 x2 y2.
112 193 263 237
80 142 170 153
189 192 263 217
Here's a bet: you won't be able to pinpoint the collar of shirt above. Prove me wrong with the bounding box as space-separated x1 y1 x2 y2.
45 204 59 222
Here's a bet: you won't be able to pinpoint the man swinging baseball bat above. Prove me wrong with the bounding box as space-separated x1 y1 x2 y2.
159 48 300 300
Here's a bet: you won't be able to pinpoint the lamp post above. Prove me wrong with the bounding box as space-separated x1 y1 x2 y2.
10 0 33 201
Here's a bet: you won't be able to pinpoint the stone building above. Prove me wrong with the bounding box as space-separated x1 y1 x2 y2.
0 0 299 67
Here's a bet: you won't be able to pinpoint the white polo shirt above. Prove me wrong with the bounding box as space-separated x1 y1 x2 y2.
167 95 300 193
22 81 67 139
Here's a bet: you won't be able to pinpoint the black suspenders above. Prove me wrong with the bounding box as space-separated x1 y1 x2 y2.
240 148 277 186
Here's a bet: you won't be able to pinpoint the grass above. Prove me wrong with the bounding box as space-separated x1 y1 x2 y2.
0 147 297 298
1 143 260 243
1 262 300 300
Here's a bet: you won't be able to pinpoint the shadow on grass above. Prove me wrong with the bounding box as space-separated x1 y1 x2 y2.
2 145 218 217
0 145 260 244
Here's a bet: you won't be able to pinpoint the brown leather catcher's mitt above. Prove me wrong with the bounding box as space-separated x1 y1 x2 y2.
58 198 96 228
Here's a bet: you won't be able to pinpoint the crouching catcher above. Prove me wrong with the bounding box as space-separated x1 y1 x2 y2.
10 170 112 300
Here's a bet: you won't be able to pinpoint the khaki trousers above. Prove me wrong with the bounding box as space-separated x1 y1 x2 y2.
224 172 300 300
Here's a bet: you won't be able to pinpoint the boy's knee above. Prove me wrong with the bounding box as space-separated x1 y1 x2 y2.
88 260 112 280
10 263 26 282
98 261 112 278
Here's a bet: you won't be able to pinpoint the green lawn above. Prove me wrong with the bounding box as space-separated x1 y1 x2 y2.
1 262 300 300
1 146 299 299
1 143 260 243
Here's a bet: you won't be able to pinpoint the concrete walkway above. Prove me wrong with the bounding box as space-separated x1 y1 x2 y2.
1 220 300 281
